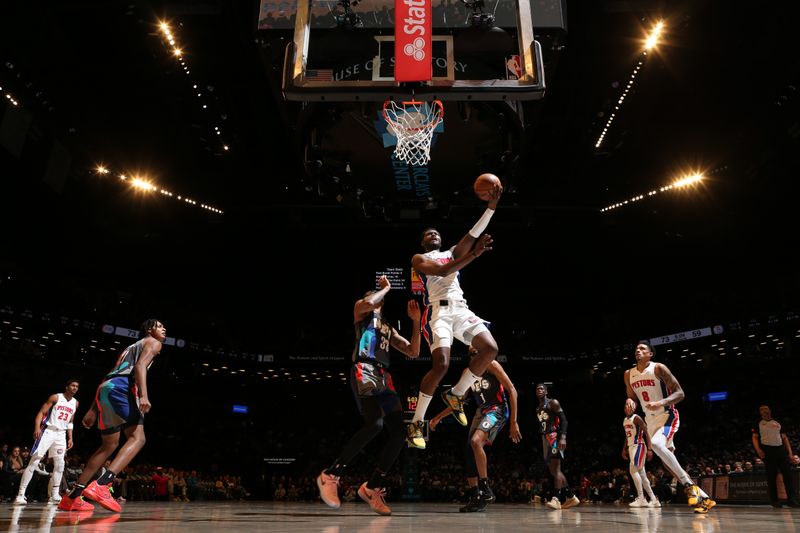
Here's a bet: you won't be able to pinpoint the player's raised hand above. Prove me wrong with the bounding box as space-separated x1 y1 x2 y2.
487 183 503 210
473 234 493 257
407 299 421 321
379 275 390 290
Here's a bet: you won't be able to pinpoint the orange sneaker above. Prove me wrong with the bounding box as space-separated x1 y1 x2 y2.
58 496 95 512
83 481 122 512
316 470 341 508
358 482 391 516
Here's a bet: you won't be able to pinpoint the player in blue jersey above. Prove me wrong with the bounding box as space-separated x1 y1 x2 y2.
317 275 421 515
429 346 521 512
59 319 166 513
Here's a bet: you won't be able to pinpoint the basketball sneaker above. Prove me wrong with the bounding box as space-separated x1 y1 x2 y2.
545 496 562 510
13 496 27 505
58 496 94 511
629 497 648 508
441 390 468 426
480 485 495 504
459 496 488 513
648 498 661 508
406 421 426 449
684 484 702 506
693 497 716 514
48 495 63 505
561 495 581 509
83 481 122 512
358 482 391 516
316 471 341 508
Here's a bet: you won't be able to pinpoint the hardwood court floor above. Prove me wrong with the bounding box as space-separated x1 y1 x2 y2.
1 501 798 532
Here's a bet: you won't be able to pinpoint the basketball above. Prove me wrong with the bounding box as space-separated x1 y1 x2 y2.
473 173 501 201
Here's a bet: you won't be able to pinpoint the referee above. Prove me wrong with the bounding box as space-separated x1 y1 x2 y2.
752 404 800 508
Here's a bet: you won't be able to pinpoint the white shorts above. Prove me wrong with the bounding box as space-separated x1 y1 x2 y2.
31 428 67 459
421 300 489 351
646 409 679 451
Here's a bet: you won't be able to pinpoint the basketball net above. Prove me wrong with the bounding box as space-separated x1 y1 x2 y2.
383 100 444 166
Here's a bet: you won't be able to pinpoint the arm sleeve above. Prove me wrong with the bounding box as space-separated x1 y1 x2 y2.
557 410 568 438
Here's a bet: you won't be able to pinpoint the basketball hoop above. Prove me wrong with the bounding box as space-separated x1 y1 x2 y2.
383 99 444 166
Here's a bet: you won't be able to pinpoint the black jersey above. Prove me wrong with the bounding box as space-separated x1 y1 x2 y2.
106 338 149 379
470 371 507 411
352 311 393 368
536 398 561 435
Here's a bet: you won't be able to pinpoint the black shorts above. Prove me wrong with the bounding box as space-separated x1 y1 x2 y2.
542 432 565 461
350 363 401 415
469 404 508 444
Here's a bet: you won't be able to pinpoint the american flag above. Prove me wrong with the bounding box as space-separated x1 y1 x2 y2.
306 69 333 81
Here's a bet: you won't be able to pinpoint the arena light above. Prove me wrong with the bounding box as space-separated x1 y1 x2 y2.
601 172 704 212
156 19 230 154
93 164 224 214
595 20 666 149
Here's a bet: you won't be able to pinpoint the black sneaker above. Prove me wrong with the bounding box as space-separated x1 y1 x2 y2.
480 486 495 504
459 497 488 513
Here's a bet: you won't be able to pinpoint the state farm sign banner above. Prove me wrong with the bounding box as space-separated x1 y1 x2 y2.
394 0 432 81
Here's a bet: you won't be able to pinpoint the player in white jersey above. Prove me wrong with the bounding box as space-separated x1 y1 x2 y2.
14 379 79 505
621 400 659 508
624 341 716 513
406 184 502 449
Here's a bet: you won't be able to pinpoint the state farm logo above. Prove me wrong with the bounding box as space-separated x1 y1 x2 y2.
404 37 426 61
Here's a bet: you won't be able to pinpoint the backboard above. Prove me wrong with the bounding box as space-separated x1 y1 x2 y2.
258 0 547 101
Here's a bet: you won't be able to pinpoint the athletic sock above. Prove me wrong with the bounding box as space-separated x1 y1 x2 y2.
452 369 482 397
69 484 86 499
412 393 433 423
97 470 116 486
366 470 387 490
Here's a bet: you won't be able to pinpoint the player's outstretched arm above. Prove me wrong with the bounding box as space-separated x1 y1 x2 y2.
452 187 502 259
354 275 392 322
488 361 521 443
429 407 453 430
412 234 493 277
390 300 422 358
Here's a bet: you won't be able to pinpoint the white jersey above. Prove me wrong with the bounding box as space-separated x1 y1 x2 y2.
418 249 465 305
624 415 645 447
43 393 77 431
629 362 676 419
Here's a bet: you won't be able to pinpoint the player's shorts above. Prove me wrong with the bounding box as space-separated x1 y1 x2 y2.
350 362 401 415
468 404 508 444
628 443 646 470
421 300 489 351
95 376 144 434
30 428 67 459
542 432 565 461
645 408 679 450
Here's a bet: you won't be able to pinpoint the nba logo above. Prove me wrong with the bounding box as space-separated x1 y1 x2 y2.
506 55 522 80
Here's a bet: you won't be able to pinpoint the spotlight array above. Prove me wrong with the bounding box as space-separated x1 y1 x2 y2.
94 164 224 214
600 172 703 212
595 21 664 149
0 86 20 107
157 21 229 154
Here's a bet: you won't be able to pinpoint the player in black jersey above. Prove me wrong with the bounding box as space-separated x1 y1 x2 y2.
536 383 579 510
430 347 521 512
317 275 421 516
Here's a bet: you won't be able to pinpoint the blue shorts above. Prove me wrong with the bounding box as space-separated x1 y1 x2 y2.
95 377 143 434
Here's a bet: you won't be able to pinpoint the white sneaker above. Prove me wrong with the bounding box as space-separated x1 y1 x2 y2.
648 498 661 508
545 496 562 510
13 496 27 505
629 497 648 508
561 495 580 509
48 495 62 504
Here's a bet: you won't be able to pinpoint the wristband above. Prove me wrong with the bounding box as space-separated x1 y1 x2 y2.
67 423 74 430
